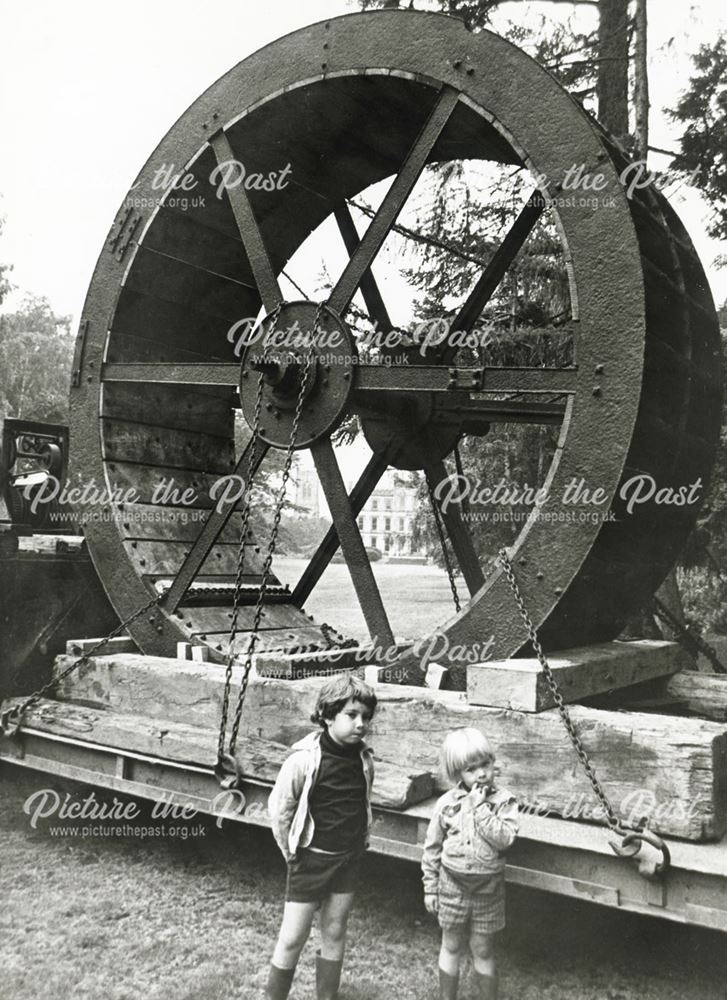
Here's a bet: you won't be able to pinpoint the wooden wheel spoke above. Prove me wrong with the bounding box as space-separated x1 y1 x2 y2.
209 130 283 313
426 462 485 596
438 190 546 363
328 86 460 316
292 447 390 607
334 202 394 335
311 437 394 646
103 362 240 387
162 436 269 612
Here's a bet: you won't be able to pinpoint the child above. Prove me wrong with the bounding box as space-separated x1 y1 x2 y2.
421 727 519 1000
266 673 377 1000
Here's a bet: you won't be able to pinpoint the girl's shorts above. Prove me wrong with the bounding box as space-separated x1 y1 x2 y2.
437 867 506 935
286 847 364 903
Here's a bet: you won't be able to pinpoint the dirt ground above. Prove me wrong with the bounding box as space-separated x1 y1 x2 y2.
2 767 726 1000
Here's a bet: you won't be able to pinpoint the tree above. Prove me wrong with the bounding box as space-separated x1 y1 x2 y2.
596 0 630 141
0 295 73 422
632 0 649 160
0 216 14 307
670 34 727 242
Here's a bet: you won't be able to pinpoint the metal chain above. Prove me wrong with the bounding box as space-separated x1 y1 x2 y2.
653 596 727 674
217 302 284 766
427 479 461 614
1 591 164 735
498 548 627 835
453 445 470 519
219 304 322 765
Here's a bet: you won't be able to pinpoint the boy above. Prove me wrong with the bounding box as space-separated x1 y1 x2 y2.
266 673 377 1000
422 727 519 1000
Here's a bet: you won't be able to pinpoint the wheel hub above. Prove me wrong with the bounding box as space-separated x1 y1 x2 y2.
239 301 357 449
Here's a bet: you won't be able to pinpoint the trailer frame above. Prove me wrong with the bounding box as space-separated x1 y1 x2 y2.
3 724 727 933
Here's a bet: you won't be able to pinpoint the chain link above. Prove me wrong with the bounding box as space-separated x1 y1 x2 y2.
218 303 322 765
428 479 461 614
1 591 164 734
653 596 727 674
216 302 284 765
498 548 627 835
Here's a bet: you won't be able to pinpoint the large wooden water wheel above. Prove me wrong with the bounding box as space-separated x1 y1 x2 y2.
69 10 722 674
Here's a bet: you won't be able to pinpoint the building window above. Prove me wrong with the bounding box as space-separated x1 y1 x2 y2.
372 499 378 510
371 516 378 530
372 536 379 549
399 517 404 531
357 517 364 530
384 517 391 531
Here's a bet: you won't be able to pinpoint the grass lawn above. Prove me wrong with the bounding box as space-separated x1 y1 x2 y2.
2 768 727 1000
272 558 463 643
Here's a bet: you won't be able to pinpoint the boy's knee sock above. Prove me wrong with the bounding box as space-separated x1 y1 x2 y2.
316 950 342 1000
473 969 498 1000
438 967 459 1000
266 963 295 1000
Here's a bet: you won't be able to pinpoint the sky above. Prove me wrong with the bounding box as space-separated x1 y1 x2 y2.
0 0 725 327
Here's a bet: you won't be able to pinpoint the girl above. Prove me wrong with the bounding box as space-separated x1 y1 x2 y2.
266 673 377 1000
422 727 519 1000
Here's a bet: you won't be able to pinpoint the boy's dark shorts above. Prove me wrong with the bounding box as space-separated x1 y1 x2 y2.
286 847 364 903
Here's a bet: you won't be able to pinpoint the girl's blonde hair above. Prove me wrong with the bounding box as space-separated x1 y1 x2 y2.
440 727 494 784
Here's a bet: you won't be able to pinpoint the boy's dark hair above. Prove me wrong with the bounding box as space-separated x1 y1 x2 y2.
310 673 378 727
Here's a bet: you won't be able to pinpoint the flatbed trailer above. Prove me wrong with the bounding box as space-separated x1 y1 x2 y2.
4 721 727 933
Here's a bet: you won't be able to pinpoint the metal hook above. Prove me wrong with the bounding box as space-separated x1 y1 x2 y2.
0 705 23 739
215 752 244 791
610 827 670 878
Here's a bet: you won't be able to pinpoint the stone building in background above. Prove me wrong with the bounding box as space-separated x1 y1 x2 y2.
293 466 321 518
357 480 419 557
293 454 422 558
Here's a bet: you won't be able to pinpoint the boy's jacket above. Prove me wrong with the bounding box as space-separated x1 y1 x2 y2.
421 784 519 894
268 730 375 860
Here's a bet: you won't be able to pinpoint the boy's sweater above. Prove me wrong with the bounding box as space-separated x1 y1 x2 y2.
421 784 519 895
268 730 374 860
309 728 368 851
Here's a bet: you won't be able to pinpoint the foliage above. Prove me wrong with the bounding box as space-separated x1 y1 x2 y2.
0 220 12 306
677 566 727 636
670 34 727 243
277 513 332 556
681 327 727 582
0 295 73 422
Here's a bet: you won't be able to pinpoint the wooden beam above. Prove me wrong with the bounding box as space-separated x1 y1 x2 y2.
48 653 727 840
66 636 138 657
2 697 432 811
467 640 689 712
666 672 727 723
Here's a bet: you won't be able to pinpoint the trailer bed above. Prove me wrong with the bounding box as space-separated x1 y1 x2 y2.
3 721 727 933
